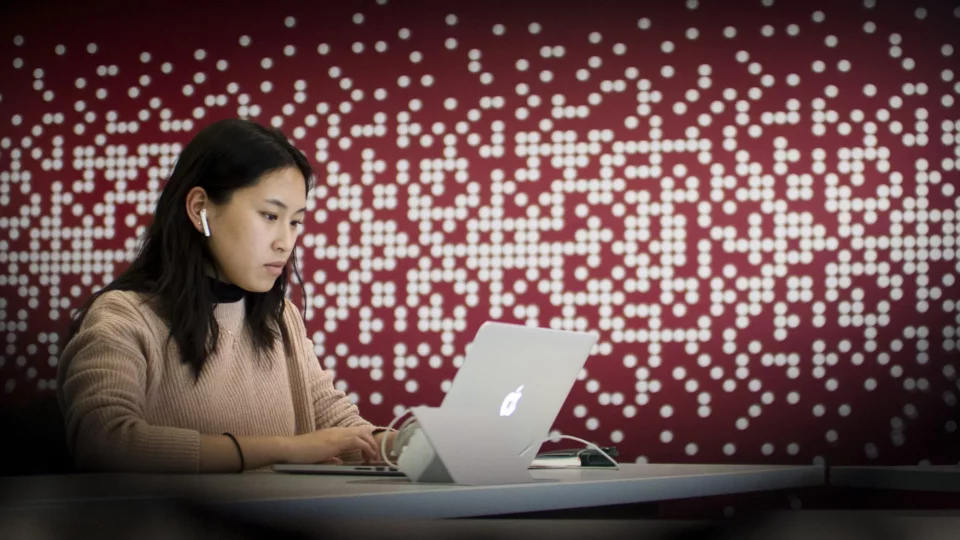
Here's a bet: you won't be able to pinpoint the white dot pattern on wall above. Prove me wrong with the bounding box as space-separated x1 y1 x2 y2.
0 1 958 466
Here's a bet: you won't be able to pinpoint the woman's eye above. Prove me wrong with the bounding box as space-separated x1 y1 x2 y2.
291 221 303 228
262 213 278 221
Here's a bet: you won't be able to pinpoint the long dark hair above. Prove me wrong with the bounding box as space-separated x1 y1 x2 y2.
64 118 314 380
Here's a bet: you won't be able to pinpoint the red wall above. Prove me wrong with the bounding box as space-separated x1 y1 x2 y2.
1 0 958 466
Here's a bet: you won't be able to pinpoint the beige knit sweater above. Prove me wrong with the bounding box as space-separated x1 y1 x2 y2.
57 290 374 473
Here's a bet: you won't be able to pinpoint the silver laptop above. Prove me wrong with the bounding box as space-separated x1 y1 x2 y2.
273 321 597 476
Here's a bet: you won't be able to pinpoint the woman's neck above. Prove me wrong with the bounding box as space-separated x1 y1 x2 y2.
206 275 246 303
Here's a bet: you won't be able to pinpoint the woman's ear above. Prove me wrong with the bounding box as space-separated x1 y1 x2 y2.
185 187 209 236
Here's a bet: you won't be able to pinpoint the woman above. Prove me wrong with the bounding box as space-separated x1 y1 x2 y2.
58 118 395 473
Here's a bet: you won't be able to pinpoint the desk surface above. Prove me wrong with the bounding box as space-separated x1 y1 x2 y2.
1 463 824 519
830 465 960 493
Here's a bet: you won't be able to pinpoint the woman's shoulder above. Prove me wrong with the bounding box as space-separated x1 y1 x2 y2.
90 288 151 312
83 289 163 332
62 290 167 359
281 298 306 330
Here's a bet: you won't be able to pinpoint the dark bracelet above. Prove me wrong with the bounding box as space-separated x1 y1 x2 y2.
372 428 389 436
223 432 245 473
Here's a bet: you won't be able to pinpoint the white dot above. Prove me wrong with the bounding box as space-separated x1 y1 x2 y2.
284 16 296 28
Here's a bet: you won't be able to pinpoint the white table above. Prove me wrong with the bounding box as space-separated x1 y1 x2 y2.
1 464 824 519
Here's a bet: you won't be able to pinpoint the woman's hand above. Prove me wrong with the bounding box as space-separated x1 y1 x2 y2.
373 430 398 461
283 426 380 464
337 431 398 466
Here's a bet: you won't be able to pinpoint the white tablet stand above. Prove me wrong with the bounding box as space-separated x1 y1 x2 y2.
396 406 537 485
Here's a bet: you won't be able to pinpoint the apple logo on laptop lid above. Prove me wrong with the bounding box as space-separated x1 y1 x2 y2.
500 385 523 417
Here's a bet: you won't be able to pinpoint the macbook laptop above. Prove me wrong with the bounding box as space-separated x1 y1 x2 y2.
273 321 597 476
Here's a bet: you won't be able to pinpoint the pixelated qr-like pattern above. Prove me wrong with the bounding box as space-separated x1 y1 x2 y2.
1 0 959 465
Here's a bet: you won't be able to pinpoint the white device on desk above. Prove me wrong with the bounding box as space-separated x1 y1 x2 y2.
394 321 597 484
273 321 598 484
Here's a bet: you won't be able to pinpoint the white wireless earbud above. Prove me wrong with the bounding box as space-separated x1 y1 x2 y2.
200 208 211 237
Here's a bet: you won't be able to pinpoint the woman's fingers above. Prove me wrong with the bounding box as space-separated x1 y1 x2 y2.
363 432 381 459
353 434 379 461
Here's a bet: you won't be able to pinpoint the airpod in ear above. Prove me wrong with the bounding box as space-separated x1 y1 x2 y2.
200 208 211 237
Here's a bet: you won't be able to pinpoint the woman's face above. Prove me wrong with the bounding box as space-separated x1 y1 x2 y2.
204 167 307 292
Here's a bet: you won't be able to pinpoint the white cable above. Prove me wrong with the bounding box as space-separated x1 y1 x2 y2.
379 408 413 469
539 434 620 470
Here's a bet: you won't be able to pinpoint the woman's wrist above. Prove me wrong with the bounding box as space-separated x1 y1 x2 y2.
372 430 396 458
275 435 299 464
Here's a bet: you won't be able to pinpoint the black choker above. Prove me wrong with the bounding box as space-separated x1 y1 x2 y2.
207 276 246 303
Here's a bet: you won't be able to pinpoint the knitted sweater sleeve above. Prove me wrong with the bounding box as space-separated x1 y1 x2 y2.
284 300 373 431
57 291 201 473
